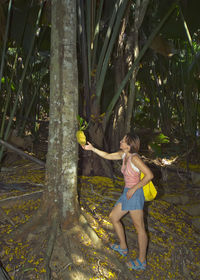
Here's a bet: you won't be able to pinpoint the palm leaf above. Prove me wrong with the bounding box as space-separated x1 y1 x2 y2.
96 0 129 103
0 1 45 161
0 0 13 92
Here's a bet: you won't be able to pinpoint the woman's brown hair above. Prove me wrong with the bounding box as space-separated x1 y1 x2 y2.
125 132 140 153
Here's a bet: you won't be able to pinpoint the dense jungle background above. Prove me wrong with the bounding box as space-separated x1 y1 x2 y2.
0 0 200 279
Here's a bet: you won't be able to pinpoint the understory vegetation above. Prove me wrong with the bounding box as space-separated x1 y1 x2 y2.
0 1 200 279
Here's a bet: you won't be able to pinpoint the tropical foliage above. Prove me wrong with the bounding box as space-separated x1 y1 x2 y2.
0 0 200 162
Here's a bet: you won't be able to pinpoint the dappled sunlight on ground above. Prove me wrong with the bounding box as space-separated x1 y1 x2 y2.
0 158 199 279
79 175 200 280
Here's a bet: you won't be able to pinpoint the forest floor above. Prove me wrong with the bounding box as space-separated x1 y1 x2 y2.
0 150 200 279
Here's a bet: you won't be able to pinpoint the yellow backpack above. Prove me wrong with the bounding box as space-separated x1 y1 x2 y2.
141 172 157 201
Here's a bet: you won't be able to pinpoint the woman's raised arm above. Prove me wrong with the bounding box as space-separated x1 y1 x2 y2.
82 142 122 160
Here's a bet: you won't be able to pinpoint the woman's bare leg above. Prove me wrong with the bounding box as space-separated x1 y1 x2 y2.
109 203 128 249
129 209 148 264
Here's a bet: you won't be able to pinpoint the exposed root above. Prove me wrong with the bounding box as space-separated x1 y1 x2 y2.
32 206 133 280
0 190 44 205
79 213 102 249
44 212 59 280
8 197 48 241
89 182 117 202
0 206 15 226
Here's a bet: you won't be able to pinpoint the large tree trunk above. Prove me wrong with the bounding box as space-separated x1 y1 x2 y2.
46 0 79 227
42 2 127 279
80 102 114 177
8 1 102 279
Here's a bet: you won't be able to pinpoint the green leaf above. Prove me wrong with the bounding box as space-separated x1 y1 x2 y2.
155 133 170 144
77 115 88 130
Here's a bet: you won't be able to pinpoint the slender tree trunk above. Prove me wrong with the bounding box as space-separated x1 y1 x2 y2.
125 0 150 133
109 5 130 151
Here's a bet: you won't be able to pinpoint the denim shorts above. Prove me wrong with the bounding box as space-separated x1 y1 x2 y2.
115 187 145 211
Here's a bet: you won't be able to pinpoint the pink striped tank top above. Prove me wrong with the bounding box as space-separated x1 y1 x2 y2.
121 153 140 188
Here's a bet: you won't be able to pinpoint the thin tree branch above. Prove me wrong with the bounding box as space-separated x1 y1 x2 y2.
0 139 45 167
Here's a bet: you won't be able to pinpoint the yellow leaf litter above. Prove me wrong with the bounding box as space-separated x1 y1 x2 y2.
0 159 199 279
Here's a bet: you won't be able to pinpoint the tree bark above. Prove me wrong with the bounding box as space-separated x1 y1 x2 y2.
125 0 150 133
46 0 79 227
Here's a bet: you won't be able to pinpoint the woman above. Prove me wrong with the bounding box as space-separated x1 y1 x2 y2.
82 133 153 270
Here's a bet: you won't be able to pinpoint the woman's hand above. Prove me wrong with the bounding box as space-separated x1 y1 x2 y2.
126 186 138 200
82 141 94 151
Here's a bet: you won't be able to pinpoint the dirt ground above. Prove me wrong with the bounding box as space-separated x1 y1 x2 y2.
0 149 200 279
